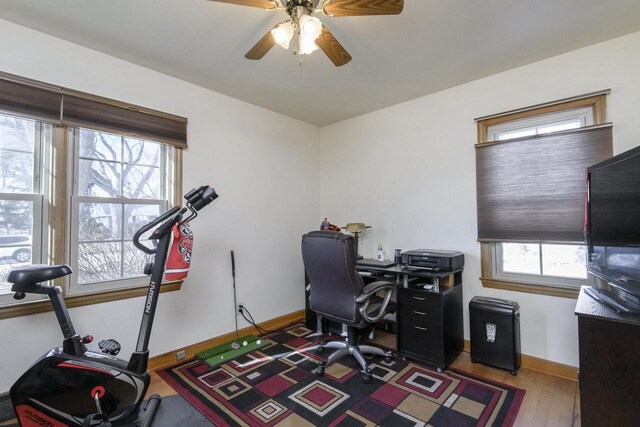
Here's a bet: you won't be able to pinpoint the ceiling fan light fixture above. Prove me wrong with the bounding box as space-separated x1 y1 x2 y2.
271 21 295 49
300 15 322 38
299 34 319 54
298 15 322 54
226 0 403 66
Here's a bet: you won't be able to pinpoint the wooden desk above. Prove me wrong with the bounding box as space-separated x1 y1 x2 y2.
575 286 640 427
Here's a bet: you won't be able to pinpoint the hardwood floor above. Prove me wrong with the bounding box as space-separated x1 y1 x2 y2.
449 352 579 427
147 371 179 398
147 331 581 426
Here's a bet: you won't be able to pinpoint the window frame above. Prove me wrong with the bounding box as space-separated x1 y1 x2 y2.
67 128 173 295
487 106 593 141
0 117 48 306
68 197 168 293
0 71 186 318
476 91 608 298
493 242 589 286
0 127 183 317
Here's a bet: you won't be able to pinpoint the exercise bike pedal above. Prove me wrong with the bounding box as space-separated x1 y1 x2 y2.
99 339 121 356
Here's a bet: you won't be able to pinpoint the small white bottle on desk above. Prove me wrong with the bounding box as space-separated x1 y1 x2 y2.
376 244 385 261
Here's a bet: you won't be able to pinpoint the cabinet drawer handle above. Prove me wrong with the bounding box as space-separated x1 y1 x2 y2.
414 326 428 331
412 296 426 301
412 310 427 316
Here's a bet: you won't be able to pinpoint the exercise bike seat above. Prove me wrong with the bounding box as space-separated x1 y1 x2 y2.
8 264 72 285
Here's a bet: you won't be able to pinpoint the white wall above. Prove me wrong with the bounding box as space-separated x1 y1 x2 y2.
0 19 320 392
320 31 640 367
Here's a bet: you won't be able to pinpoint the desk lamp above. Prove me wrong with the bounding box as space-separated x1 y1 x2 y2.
344 223 371 260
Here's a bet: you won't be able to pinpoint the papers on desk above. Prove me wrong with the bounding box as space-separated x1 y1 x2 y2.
405 265 441 271
357 258 397 268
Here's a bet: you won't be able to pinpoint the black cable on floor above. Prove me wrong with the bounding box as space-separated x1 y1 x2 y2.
239 305 294 335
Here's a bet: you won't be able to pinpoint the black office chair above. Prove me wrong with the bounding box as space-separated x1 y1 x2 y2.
301 230 395 383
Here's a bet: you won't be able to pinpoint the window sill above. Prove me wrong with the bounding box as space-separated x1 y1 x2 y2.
480 277 579 299
0 280 182 320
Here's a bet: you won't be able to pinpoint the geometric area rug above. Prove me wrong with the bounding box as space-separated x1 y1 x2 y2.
158 324 525 426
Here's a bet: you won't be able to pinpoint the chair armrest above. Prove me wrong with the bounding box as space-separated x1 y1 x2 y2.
356 281 395 323
356 281 394 304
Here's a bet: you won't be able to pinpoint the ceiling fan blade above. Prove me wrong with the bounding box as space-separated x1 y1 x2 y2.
316 27 352 67
206 0 278 9
245 27 277 60
322 0 403 17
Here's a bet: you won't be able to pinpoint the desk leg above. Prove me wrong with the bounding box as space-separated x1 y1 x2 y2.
316 316 323 334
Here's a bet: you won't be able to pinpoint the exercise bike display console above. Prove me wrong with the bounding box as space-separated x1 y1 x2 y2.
8 185 218 427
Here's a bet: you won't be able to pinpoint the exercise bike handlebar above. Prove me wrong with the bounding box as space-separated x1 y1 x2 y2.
131 185 219 255
132 206 182 255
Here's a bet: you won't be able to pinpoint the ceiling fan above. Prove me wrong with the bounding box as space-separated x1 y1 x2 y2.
207 0 404 66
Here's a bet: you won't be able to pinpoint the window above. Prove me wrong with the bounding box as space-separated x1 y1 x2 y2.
494 243 587 286
488 108 589 288
0 72 187 315
488 107 592 141
69 129 174 293
475 92 611 297
0 114 47 305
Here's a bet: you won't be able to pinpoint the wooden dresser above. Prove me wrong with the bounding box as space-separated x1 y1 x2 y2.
575 286 640 427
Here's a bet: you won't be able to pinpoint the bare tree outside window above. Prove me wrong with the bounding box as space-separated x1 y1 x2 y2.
74 129 166 287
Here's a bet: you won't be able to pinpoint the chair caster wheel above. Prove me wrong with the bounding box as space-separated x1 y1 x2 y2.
362 369 372 384
384 354 392 364
316 362 325 376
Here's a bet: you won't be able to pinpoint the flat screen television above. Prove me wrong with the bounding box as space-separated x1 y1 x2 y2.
586 144 640 315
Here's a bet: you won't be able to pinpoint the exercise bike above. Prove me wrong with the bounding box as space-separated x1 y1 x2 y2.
8 185 218 427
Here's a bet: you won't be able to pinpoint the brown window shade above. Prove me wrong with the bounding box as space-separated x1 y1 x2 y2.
0 78 62 123
0 72 187 148
62 94 187 148
476 124 613 243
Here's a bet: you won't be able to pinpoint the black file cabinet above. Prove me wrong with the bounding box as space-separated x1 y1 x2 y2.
396 282 463 372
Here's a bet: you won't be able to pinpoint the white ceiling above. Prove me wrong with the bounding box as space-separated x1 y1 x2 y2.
1 0 640 126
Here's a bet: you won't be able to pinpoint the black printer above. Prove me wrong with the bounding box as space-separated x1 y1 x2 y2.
401 249 464 272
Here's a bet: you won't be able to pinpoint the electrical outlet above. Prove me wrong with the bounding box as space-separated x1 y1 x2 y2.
176 349 186 360
236 301 244 315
